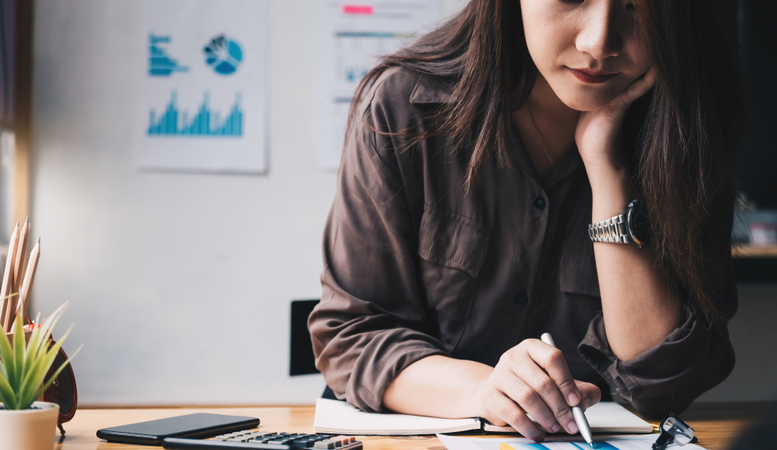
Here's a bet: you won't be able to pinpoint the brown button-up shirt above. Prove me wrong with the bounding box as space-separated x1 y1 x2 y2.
309 67 737 420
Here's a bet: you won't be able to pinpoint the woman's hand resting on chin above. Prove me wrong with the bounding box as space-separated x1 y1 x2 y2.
575 67 658 172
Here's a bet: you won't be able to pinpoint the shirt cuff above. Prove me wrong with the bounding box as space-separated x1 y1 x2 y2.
344 329 449 413
578 303 710 401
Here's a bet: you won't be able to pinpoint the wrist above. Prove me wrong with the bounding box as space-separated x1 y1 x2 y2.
588 167 632 222
578 136 628 173
468 365 495 418
589 200 651 248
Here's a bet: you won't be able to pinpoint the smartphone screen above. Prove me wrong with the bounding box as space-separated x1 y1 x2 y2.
96 413 260 445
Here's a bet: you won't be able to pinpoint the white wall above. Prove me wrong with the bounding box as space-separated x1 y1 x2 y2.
0 131 14 239
29 0 467 406
28 0 777 407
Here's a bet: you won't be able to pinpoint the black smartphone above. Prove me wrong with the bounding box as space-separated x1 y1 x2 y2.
96 413 260 445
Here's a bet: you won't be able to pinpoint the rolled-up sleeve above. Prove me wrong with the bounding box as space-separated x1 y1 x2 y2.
308 73 448 412
579 209 738 419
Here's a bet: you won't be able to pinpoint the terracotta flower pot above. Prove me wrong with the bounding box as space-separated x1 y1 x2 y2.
0 401 59 450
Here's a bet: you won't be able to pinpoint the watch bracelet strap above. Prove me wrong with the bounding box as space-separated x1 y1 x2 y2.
588 213 634 244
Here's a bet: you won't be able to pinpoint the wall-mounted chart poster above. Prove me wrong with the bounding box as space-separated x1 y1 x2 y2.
313 1 441 171
135 0 267 174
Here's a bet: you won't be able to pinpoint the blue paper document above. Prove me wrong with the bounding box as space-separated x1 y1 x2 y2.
437 433 707 450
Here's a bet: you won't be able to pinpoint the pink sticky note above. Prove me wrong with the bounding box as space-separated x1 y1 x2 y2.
342 4 374 15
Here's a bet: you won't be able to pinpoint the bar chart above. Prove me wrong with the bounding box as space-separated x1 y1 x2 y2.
148 34 189 76
147 92 243 137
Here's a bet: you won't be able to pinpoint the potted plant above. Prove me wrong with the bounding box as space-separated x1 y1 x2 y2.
0 301 80 450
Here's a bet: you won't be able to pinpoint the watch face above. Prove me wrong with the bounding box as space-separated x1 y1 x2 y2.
628 200 652 246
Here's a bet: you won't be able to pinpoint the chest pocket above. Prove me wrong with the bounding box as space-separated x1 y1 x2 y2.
416 204 491 351
559 189 600 297
559 232 600 297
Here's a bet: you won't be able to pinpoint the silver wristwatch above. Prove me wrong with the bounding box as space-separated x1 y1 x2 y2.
588 200 651 248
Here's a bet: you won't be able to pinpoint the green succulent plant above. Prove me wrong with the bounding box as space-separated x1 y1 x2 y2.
0 300 81 410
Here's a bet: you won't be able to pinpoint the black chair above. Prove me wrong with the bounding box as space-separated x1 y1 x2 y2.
289 299 339 400
289 299 321 376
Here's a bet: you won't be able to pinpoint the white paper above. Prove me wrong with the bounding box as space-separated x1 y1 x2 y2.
313 399 653 436
437 433 707 450
135 0 268 174
312 0 442 170
314 398 481 435
485 402 653 434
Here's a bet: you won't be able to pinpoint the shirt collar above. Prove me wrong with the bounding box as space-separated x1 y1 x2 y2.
409 73 584 187
409 75 453 104
511 121 585 189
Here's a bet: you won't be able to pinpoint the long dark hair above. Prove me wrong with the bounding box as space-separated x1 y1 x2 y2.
346 0 748 321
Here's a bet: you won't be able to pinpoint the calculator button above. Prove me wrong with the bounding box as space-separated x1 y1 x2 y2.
334 436 351 446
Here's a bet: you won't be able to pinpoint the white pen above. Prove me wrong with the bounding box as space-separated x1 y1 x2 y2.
540 332 594 448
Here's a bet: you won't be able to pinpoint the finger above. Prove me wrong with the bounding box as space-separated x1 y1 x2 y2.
495 350 562 433
512 361 575 434
496 375 561 433
528 342 582 409
575 380 602 411
484 393 545 441
616 66 658 109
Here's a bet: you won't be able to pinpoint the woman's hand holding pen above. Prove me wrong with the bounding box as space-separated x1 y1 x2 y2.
472 339 601 442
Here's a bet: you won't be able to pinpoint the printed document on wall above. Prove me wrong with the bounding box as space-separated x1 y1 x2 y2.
135 0 267 174
313 1 442 171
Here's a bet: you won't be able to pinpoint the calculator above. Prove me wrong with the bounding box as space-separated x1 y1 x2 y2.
163 431 364 450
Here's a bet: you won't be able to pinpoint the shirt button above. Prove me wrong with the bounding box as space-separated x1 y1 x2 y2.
513 293 529 306
533 196 546 210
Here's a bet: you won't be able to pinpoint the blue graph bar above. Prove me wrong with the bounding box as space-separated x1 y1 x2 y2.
149 34 189 76
147 92 243 138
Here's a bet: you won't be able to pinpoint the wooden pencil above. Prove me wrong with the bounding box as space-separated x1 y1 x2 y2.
15 238 40 328
0 222 20 331
12 217 30 295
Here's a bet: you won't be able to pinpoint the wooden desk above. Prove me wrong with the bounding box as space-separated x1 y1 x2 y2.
54 402 772 450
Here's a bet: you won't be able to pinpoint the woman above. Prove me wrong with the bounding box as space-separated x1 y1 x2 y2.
309 0 746 442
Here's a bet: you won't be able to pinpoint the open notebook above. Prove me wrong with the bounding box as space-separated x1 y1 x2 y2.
313 398 653 436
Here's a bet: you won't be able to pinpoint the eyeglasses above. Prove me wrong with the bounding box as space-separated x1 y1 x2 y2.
652 413 697 450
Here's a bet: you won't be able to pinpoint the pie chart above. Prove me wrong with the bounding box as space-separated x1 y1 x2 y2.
204 35 242 75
